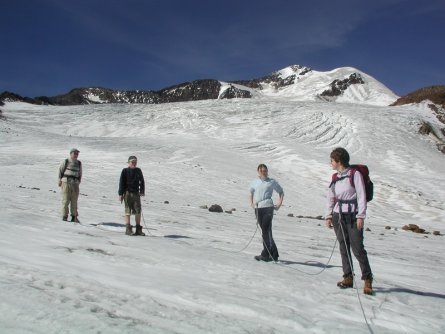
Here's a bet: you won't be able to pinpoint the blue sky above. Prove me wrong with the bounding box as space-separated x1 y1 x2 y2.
1 0 444 97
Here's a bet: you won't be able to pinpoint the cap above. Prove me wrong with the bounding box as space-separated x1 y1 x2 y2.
70 148 80 154
128 155 137 162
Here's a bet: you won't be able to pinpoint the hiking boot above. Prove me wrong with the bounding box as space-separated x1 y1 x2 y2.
125 224 133 235
62 216 68 221
71 216 79 223
132 225 145 236
254 255 272 262
364 275 373 295
337 274 353 289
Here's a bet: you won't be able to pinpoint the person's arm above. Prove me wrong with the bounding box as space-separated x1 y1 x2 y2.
353 171 367 230
275 192 284 210
79 161 82 183
58 160 65 187
118 169 126 202
273 180 284 210
248 180 256 208
249 192 255 208
139 168 145 196
325 182 336 228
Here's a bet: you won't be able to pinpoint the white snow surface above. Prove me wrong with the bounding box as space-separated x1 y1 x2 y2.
0 97 444 334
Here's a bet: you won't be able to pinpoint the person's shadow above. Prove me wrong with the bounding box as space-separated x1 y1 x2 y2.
373 287 445 299
279 259 340 269
95 222 126 227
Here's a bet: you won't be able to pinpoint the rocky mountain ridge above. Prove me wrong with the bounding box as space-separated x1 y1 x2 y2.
0 65 396 106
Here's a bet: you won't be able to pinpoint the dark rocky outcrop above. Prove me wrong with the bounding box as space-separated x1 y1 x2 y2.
418 121 433 135
0 91 28 103
219 84 251 99
320 73 365 98
418 121 445 154
158 80 220 103
47 87 159 105
232 65 312 90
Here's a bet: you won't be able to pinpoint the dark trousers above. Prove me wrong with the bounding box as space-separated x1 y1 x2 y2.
333 213 372 280
256 207 279 260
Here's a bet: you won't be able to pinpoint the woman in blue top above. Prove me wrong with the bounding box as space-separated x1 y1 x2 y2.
249 164 284 262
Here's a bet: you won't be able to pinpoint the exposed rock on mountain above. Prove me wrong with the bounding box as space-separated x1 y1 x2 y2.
158 80 220 103
50 87 159 105
219 84 252 99
233 65 313 90
320 73 365 98
391 86 445 154
392 85 445 108
0 91 39 104
391 85 445 124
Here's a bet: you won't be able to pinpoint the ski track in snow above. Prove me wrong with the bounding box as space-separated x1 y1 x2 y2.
0 99 444 334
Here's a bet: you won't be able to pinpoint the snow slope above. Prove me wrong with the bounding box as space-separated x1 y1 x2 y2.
0 97 444 334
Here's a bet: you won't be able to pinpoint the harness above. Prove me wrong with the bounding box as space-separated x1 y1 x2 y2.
62 159 81 180
331 173 357 217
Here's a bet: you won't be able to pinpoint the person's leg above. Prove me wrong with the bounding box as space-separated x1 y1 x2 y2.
124 193 133 235
133 194 145 236
259 207 278 259
333 213 353 278
266 207 279 260
347 217 372 280
70 183 80 222
61 183 70 220
347 216 373 294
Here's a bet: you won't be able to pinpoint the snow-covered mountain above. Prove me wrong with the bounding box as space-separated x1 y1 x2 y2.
0 94 444 333
0 65 398 106
247 65 398 106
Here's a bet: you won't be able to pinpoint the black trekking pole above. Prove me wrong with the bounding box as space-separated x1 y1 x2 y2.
140 210 154 237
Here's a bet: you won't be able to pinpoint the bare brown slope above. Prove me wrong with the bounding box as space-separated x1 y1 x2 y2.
391 85 445 108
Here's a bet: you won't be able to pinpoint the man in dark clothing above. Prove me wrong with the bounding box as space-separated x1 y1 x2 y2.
118 156 145 236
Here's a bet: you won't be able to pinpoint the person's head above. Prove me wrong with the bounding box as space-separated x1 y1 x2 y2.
128 156 137 168
70 148 80 160
330 147 350 170
257 163 268 179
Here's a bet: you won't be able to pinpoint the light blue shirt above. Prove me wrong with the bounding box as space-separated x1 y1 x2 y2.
249 177 284 208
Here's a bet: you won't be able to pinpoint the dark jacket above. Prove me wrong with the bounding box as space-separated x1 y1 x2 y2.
118 167 145 196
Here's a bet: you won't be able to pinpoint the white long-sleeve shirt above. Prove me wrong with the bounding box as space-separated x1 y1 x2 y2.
249 177 284 208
